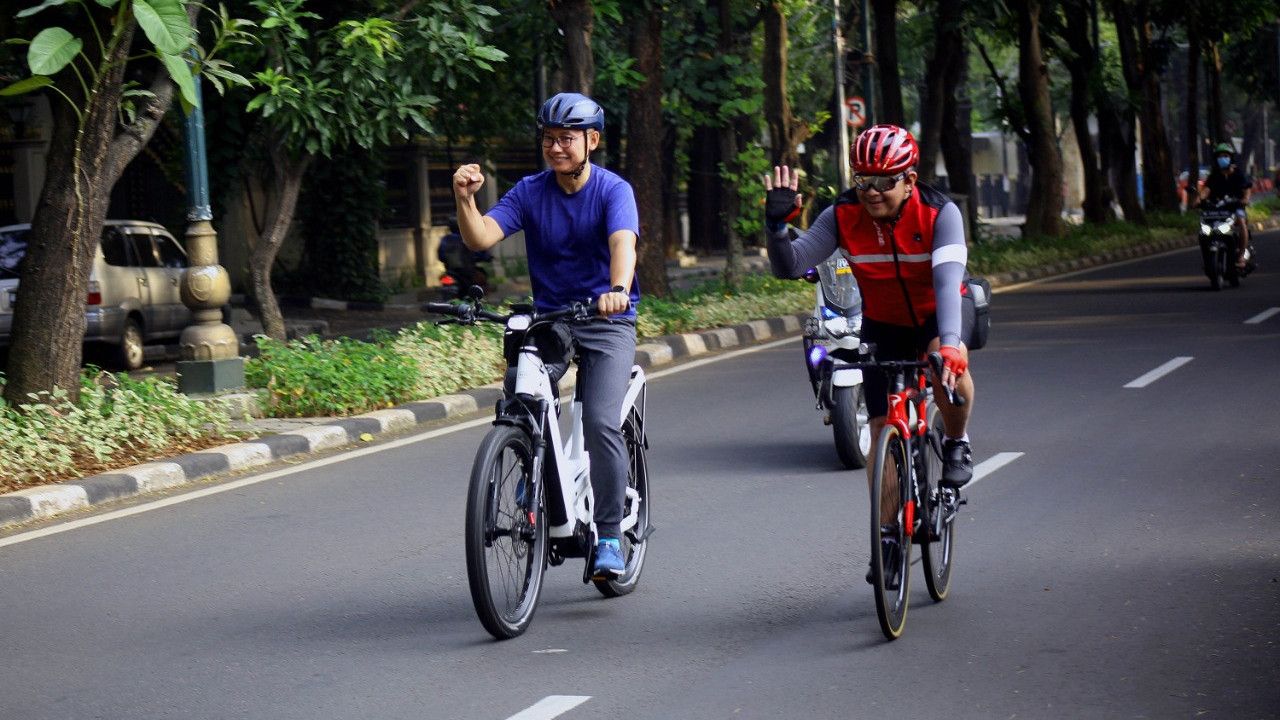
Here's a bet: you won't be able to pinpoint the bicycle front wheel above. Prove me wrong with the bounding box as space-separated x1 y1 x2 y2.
465 425 548 640
921 402 957 602
594 409 651 597
870 425 911 640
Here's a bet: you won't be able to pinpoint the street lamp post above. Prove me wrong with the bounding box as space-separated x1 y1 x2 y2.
177 54 243 394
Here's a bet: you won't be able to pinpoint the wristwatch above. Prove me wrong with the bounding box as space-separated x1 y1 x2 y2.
611 285 627 294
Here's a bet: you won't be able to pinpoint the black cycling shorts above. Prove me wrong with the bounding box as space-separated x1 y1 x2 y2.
860 316 939 419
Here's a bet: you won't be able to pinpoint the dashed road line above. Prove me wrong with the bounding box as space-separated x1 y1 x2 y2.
968 452 1025 488
1244 307 1280 325
504 696 591 720
1124 356 1194 389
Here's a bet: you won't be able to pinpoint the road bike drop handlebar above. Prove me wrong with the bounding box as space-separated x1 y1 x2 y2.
821 347 966 408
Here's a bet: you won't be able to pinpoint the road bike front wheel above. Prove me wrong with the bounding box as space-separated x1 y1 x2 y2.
920 402 956 602
465 425 548 639
870 425 911 640
594 409 651 597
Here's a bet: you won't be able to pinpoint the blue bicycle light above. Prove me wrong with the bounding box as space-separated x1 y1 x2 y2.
807 344 828 368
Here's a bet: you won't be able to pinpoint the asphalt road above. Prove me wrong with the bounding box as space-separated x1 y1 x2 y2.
1 231 1277 720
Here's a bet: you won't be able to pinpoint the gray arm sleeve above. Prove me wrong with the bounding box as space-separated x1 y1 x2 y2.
931 202 967 347
767 205 840 278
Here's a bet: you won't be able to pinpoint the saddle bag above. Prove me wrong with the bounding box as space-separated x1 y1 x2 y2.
961 276 991 350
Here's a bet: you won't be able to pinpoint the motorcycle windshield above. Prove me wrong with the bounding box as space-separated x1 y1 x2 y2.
817 253 861 315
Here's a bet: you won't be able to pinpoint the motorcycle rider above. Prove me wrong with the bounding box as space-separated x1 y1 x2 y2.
764 125 975 583
452 92 640 578
1199 142 1254 270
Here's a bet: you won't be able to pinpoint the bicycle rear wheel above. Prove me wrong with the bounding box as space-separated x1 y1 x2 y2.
465 425 548 639
921 403 957 602
594 409 650 597
870 425 911 640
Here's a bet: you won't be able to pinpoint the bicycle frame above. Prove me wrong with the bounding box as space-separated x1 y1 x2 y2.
884 369 931 536
497 313 647 562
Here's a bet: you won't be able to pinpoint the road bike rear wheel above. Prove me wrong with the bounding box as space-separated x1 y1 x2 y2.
465 425 548 639
870 425 911 640
921 402 956 602
594 409 650 597
832 385 868 469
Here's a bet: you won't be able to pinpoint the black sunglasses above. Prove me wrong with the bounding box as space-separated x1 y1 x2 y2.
852 172 908 193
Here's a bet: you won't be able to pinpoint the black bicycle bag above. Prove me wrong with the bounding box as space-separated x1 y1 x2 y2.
961 276 991 350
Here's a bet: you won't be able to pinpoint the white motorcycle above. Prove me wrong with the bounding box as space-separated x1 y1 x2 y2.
801 252 871 469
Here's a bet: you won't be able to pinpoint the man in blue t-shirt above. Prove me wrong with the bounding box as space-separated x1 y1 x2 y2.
452 92 640 578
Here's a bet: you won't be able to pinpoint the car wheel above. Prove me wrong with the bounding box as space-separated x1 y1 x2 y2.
113 318 145 371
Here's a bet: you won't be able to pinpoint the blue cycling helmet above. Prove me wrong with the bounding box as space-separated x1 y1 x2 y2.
537 92 605 131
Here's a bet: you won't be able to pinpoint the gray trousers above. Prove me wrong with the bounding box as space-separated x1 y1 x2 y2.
568 319 636 539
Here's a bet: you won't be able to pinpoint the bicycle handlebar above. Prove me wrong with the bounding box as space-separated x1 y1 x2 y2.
830 349 966 407
422 299 603 326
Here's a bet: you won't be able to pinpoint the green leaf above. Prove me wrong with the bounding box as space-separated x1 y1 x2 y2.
159 52 199 108
94 0 120 7
28 27 82 76
16 0 72 18
134 0 193 55
4 39 32 46
0 75 53 97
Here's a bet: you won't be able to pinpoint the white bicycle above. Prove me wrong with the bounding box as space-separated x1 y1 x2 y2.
424 294 652 639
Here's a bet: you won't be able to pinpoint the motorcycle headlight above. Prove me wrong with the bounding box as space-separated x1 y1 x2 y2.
1199 223 1211 234
820 306 839 319
1215 220 1234 234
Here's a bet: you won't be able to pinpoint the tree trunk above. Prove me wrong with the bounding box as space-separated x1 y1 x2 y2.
871 0 905 126
763 3 798 167
687 124 721 255
1136 7 1178 211
547 0 595 94
1239 107 1261 174
1206 41 1224 143
4 17 136 406
1017 0 1064 238
249 144 312 341
717 0 743 291
625 0 668 298
1184 9 1201 177
662 123 681 260
1061 0 1114 224
940 42 978 233
917 0 964 184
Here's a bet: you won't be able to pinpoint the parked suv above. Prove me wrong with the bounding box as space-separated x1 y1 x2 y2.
0 220 192 370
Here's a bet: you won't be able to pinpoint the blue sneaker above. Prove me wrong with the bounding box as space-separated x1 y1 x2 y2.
593 538 625 577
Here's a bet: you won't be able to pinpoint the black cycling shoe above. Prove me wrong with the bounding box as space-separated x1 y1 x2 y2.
941 438 973 489
865 531 902 590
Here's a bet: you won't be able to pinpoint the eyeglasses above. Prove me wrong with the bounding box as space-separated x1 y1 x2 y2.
852 172 907 193
541 133 581 148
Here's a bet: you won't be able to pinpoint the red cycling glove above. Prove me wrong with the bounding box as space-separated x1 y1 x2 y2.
939 345 968 377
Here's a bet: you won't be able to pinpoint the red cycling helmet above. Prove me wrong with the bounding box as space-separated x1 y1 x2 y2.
851 124 919 175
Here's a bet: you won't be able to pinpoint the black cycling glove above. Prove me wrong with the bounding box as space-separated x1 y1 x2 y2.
764 187 801 230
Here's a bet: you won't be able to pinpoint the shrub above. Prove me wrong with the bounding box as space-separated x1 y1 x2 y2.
0 371 234 491
245 335 420 417
392 321 506 399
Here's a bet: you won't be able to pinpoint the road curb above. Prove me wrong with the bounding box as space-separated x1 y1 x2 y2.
0 312 808 532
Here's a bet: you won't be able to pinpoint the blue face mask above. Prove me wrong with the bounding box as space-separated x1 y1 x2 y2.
1216 156 1231 169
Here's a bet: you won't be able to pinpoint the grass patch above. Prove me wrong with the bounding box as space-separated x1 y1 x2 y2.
968 211 1197 275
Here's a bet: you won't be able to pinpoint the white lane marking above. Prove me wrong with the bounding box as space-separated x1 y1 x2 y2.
504 696 590 720
532 648 568 654
0 336 799 548
1244 307 1280 324
1124 356 1194 388
967 452 1024 488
